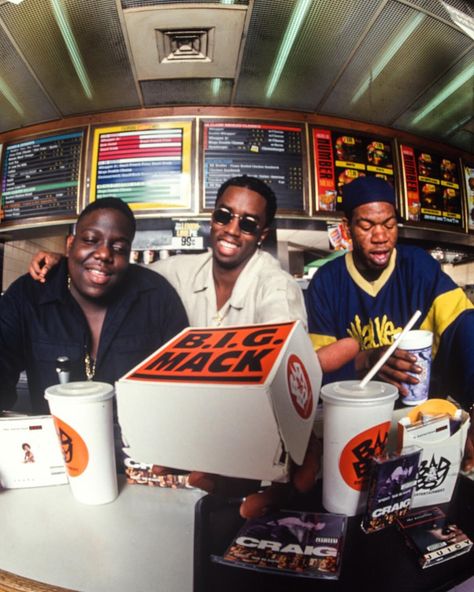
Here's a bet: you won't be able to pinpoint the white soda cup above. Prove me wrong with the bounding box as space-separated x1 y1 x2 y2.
396 330 433 406
320 380 398 516
45 381 118 505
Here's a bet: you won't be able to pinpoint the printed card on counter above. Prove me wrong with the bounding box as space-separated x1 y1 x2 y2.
0 415 67 488
212 510 347 579
397 507 473 568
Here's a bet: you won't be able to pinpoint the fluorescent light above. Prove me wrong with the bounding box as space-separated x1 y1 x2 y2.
412 64 474 124
351 13 425 104
220 0 235 4
443 115 471 137
0 76 24 115
7 0 24 4
211 78 222 96
50 0 93 99
266 0 312 98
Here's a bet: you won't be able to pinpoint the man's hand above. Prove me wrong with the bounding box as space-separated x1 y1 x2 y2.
150 338 359 519
28 250 62 283
356 347 421 397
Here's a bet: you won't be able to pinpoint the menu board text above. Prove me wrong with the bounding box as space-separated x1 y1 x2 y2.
203 121 305 211
1 131 83 222
400 145 462 227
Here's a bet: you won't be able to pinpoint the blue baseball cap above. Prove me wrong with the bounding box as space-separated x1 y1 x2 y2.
342 176 397 217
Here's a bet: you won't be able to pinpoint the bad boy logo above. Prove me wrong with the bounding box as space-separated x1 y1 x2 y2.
52 417 89 477
287 354 313 419
339 424 390 491
416 455 451 491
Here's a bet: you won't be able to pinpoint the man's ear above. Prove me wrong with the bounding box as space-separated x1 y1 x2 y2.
257 227 269 247
66 234 75 256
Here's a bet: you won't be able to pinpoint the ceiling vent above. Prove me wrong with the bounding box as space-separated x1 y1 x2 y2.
122 6 247 80
157 28 213 64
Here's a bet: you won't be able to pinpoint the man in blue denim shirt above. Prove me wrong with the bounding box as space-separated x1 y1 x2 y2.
0 197 188 413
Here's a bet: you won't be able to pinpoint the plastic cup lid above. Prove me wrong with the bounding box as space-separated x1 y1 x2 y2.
45 381 114 404
396 330 433 350
320 380 398 406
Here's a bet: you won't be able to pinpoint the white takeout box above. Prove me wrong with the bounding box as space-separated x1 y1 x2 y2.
116 321 321 482
398 405 470 508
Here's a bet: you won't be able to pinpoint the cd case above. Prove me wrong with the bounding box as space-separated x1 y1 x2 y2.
361 446 422 533
397 507 473 568
212 510 347 579
0 415 67 488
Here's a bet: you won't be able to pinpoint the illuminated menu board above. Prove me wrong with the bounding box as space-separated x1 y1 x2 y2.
90 122 192 211
312 127 394 212
0 131 83 223
202 121 305 212
464 162 474 232
400 145 463 228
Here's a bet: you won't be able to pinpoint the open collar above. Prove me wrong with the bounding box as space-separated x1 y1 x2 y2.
345 248 397 297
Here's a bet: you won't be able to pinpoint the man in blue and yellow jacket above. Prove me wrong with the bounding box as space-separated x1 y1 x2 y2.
307 176 473 467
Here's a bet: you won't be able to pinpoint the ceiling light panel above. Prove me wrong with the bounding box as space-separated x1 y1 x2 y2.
407 0 473 20
321 3 472 127
235 0 384 110
122 0 248 6
0 0 139 117
141 78 233 106
0 11 59 133
393 49 474 153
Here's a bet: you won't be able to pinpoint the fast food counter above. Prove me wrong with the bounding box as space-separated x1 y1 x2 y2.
0 477 204 592
0 474 472 592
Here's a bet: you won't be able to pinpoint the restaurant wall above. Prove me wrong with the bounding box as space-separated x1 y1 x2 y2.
441 262 474 293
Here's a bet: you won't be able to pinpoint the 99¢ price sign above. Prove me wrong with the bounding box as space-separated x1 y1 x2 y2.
171 221 204 250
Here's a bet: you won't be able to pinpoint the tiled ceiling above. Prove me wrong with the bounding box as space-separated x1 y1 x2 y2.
0 0 472 153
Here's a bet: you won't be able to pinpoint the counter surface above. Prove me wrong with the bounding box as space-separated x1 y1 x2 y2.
0 478 204 592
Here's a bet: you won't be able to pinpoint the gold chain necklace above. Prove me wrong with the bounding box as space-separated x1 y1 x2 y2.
84 351 96 381
68 274 96 381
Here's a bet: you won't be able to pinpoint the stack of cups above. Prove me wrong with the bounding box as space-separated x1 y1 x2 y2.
45 381 118 505
320 380 398 516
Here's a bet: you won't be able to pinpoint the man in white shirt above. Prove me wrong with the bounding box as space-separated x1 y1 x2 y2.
148 175 307 328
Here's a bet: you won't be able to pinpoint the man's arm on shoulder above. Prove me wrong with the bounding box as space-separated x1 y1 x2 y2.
28 250 63 283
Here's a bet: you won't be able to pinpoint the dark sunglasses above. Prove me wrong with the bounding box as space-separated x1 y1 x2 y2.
211 207 261 235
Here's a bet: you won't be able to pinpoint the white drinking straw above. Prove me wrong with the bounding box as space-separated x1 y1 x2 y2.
358 310 422 389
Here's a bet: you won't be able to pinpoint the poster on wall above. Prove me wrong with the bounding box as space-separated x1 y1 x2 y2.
0 130 84 225
463 162 474 232
312 127 394 213
202 120 306 212
90 121 193 211
399 144 463 228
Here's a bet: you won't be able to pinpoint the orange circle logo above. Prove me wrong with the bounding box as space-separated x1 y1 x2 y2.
287 354 313 419
339 422 391 491
53 417 89 477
